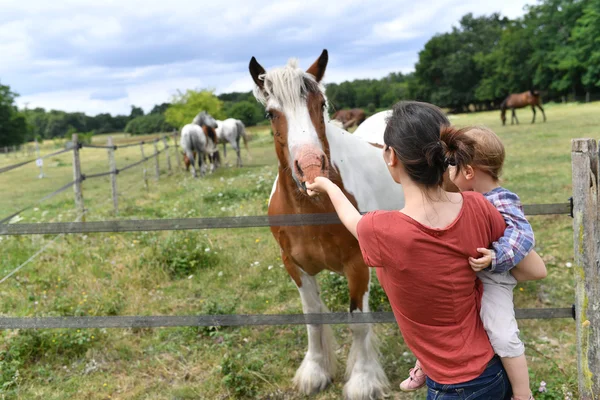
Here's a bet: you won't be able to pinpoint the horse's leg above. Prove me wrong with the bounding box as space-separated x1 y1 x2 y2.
198 151 206 177
185 150 197 178
235 137 242 168
531 105 536 124
222 142 227 159
288 261 337 395
344 265 390 400
539 104 547 122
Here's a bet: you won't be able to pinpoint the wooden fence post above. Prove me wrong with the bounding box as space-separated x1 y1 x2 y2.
107 136 118 215
173 133 181 170
35 138 44 179
571 138 600 399
162 137 172 174
153 140 160 180
140 143 148 190
72 134 85 220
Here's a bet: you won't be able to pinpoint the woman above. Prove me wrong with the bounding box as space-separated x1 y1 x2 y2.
306 101 512 399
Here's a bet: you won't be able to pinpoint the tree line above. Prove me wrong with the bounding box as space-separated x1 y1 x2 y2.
1 0 598 147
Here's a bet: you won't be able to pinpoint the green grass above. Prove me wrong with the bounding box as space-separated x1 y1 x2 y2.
0 102 598 399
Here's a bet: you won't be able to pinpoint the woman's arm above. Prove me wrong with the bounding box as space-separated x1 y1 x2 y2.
306 177 362 239
511 250 547 282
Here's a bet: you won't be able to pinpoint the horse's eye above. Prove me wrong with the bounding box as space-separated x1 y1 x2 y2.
265 111 274 120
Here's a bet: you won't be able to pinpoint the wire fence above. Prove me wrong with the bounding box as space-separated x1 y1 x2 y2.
0 133 579 335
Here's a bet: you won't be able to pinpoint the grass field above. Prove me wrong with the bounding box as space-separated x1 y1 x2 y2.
1 102 599 399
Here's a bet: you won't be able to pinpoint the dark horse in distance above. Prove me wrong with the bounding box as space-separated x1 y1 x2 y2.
500 89 547 126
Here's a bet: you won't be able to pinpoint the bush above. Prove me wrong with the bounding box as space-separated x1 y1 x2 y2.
141 232 220 279
221 351 264 398
0 328 100 391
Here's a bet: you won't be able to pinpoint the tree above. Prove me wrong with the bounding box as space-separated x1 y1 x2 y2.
150 103 170 115
571 0 600 96
0 83 28 147
164 89 226 128
129 105 144 119
414 13 508 111
227 101 264 126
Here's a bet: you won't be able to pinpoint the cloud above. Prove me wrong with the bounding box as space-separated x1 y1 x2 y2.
2 0 536 115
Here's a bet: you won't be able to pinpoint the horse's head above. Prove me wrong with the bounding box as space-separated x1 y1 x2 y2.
194 111 218 129
249 50 330 193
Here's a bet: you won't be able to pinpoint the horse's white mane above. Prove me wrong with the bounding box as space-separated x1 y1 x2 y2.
253 58 328 114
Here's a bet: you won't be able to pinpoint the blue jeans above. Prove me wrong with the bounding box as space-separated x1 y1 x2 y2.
426 356 512 400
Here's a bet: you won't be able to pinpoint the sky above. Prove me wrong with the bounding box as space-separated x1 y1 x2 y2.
0 0 537 116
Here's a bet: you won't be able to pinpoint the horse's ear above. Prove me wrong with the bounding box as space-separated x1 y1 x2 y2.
249 57 266 90
306 49 328 83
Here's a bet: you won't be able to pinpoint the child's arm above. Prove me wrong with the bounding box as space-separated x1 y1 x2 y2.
306 177 362 239
470 189 535 273
488 190 536 273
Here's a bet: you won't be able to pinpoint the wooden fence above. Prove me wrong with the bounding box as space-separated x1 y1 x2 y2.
0 137 598 397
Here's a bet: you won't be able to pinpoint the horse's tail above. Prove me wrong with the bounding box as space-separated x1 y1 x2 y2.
237 120 252 159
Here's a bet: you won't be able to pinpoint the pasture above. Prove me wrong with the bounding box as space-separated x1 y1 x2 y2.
1 101 599 399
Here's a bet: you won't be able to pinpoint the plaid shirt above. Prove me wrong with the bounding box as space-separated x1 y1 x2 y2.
484 187 535 273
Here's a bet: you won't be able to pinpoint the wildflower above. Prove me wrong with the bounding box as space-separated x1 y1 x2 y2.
218 271 223 277
566 262 572 268
188 275 193 280
538 381 547 393
519 287 524 292
268 265 273 270
255 239 260 243
205 248 210 252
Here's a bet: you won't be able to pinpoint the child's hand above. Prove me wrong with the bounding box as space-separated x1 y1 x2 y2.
306 177 333 197
469 248 494 272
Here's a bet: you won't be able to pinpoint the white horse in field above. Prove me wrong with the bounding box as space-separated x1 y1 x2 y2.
215 118 251 167
180 111 218 178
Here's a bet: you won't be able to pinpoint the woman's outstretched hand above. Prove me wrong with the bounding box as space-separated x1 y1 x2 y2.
306 177 333 197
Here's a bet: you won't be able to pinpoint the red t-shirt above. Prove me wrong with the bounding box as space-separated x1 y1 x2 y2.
356 191 506 384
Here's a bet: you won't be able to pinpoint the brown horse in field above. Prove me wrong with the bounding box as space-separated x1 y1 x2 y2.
249 50 404 399
500 89 547 126
332 108 366 129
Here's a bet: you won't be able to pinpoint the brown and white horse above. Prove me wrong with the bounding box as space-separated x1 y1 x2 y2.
332 108 367 130
249 50 404 399
500 89 547 126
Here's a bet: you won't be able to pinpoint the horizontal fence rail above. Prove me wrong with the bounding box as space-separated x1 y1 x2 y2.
0 308 573 330
0 202 571 235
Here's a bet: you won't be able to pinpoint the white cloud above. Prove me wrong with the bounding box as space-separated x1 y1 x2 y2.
3 0 537 115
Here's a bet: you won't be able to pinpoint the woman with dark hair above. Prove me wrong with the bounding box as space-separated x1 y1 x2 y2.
306 101 515 398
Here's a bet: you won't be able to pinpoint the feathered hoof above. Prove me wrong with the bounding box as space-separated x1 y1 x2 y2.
293 358 334 396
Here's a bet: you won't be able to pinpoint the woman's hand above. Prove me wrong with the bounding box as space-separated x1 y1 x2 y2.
306 177 334 197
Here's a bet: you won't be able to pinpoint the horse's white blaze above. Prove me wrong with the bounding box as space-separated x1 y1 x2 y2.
326 122 404 211
344 274 390 400
293 271 337 394
286 104 323 159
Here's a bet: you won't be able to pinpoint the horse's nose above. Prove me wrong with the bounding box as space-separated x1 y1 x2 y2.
295 160 304 177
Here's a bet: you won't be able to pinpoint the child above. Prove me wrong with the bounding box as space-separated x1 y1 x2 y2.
399 125 547 400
